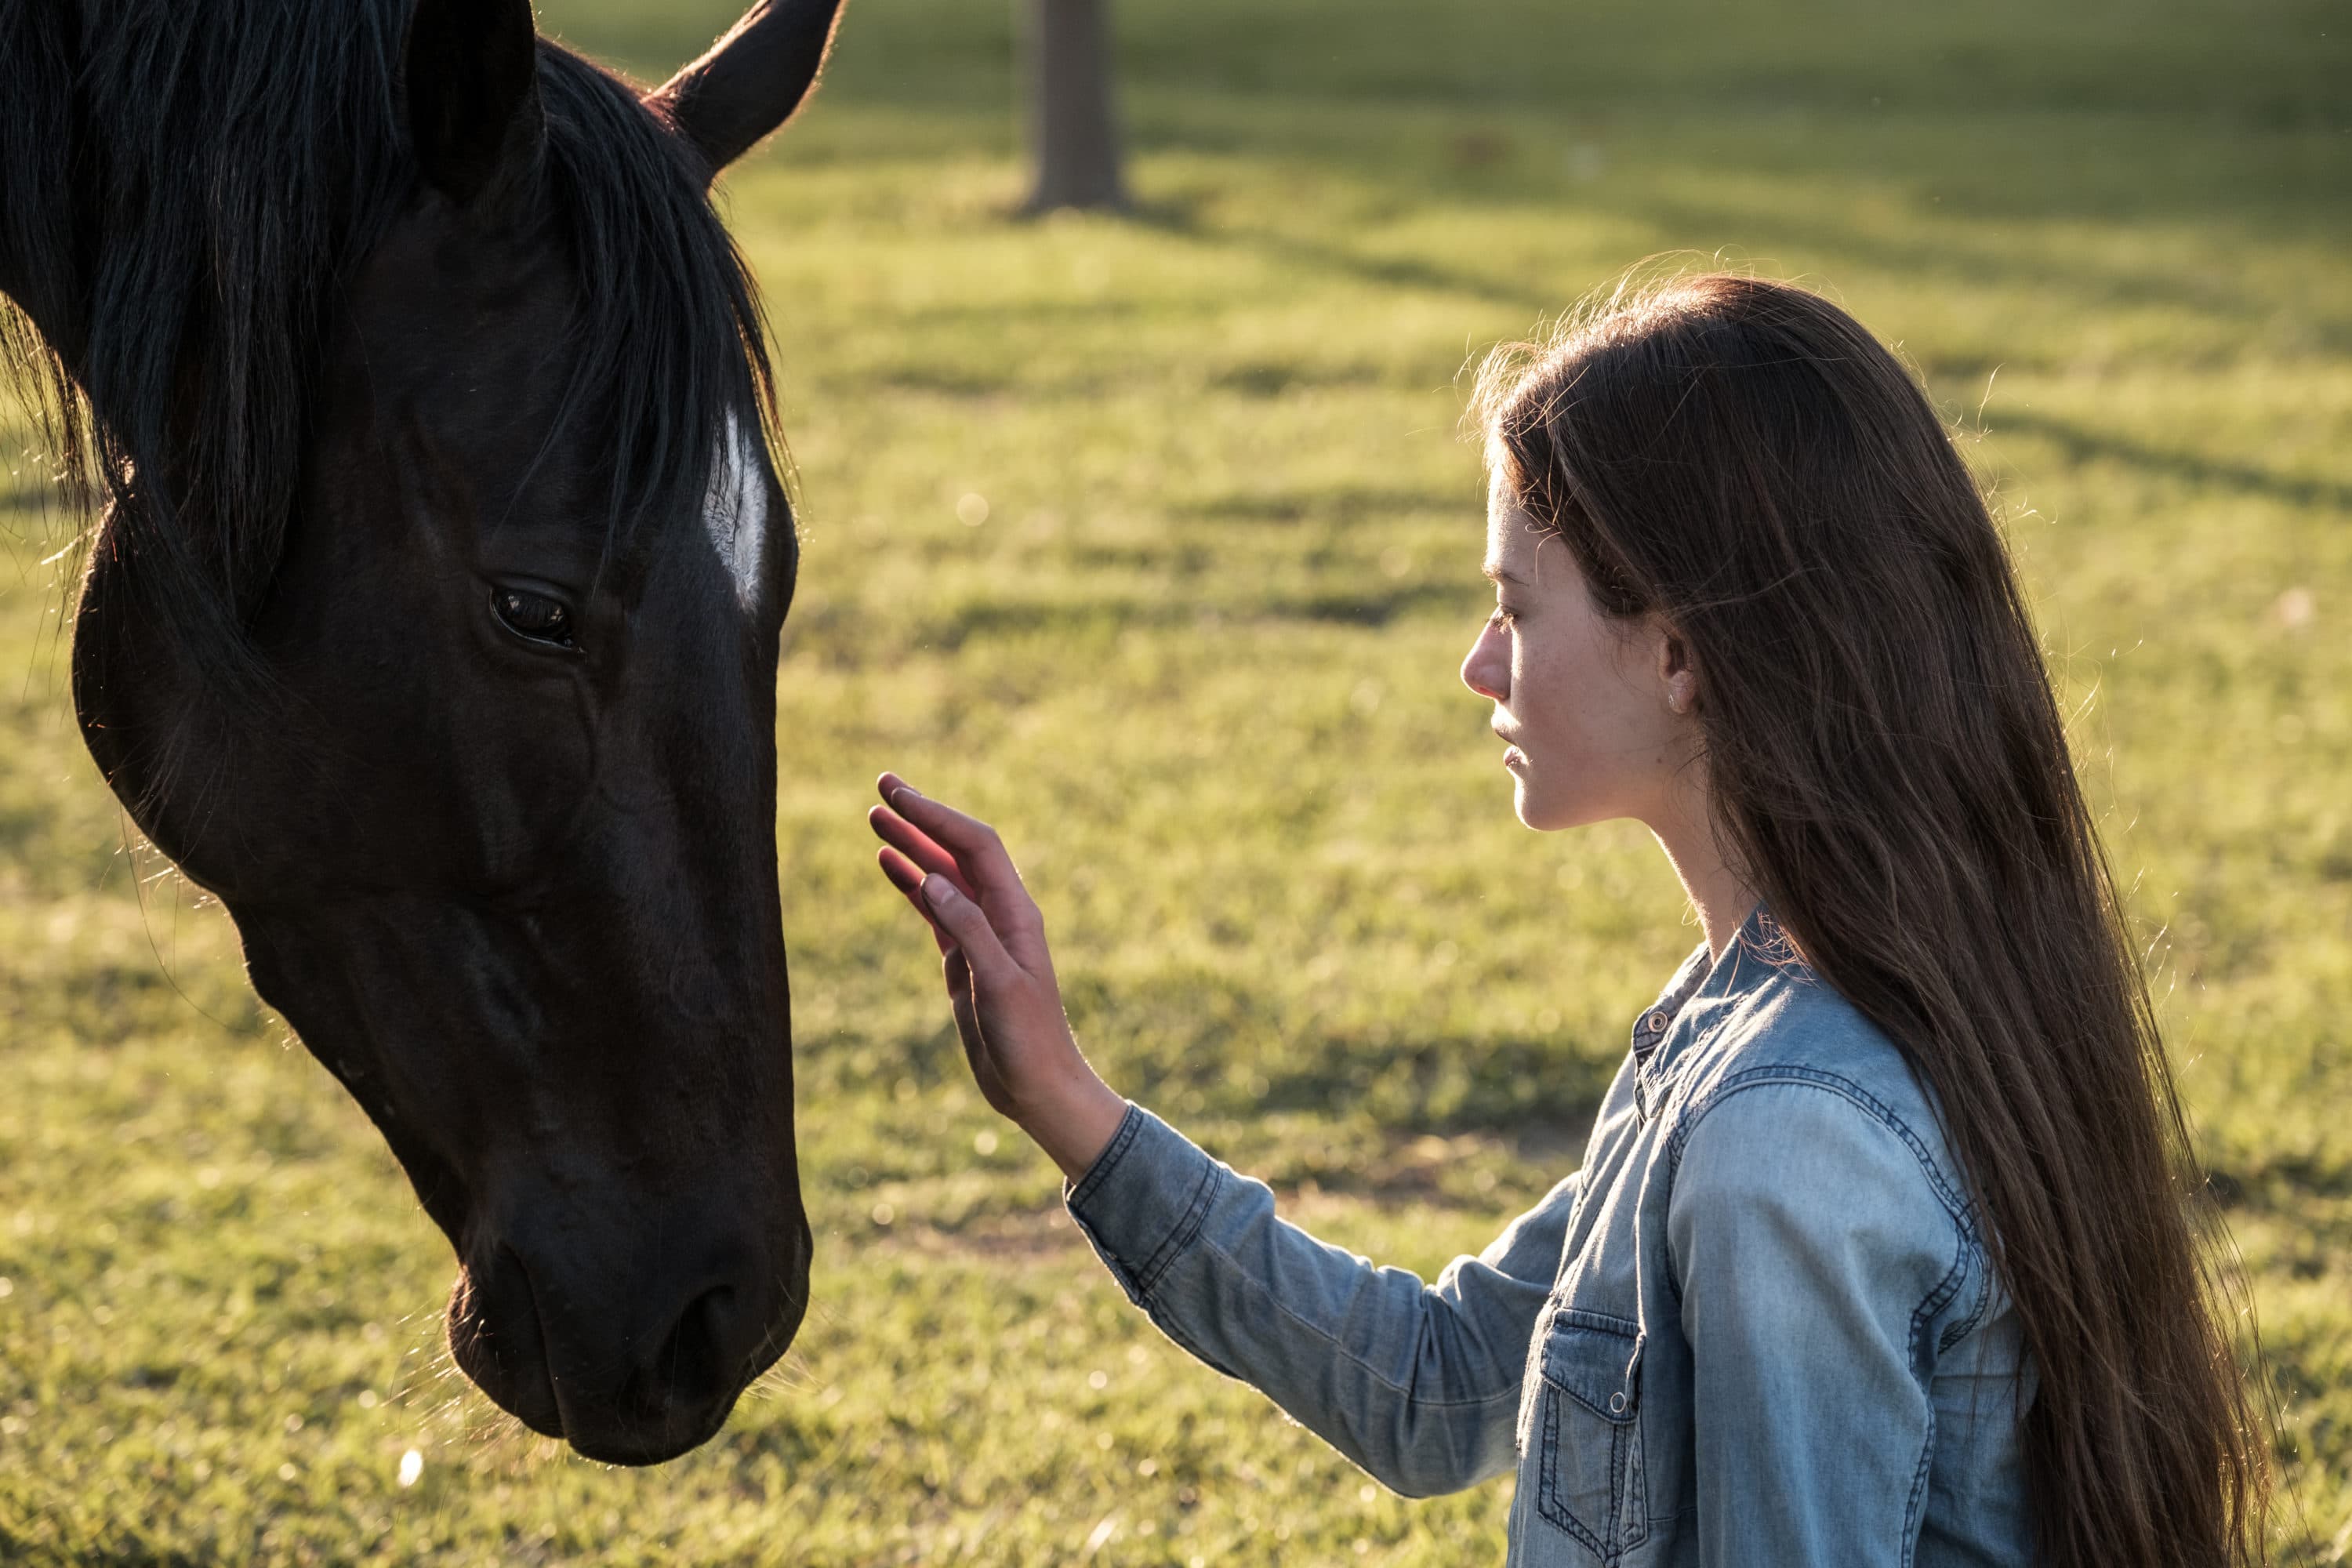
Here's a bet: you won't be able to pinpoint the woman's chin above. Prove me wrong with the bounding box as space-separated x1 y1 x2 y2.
1511 778 1561 832
1512 778 1595 834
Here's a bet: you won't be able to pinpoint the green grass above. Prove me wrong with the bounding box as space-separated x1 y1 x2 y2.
3 0 2347 1560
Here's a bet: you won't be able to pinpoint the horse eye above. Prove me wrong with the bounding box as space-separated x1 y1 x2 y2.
491 588 575 647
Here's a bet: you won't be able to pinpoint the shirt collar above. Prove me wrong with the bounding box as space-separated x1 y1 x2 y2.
1629 902 1788 1078
1630 940 1715 1069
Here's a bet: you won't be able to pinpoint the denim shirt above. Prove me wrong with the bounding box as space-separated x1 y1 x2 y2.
1065 911 2037 1566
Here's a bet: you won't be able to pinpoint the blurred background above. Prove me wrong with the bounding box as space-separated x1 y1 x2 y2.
2 0 2345 1561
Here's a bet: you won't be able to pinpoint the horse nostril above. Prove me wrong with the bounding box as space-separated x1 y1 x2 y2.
644 1283 746 1406
446 1247 564 1439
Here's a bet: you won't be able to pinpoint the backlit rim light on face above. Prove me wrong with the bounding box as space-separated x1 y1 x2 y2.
704 408 768 613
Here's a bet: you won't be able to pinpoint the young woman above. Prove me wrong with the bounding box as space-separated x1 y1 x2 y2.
867 273 2267 1566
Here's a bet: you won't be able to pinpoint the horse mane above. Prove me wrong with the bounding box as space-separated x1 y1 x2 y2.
0 0 776 695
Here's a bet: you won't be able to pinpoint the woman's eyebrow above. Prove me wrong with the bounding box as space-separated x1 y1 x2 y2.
1483 562 1531 587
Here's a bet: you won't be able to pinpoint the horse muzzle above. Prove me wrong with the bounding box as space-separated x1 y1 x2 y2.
448 1191 811 1465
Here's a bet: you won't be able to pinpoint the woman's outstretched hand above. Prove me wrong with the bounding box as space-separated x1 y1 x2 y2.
868 773 1129 1182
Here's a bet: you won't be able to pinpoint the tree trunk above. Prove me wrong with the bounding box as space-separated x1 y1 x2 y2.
1021 0 1126 213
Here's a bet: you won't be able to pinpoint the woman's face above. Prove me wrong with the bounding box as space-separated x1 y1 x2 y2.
1460 475 1694 833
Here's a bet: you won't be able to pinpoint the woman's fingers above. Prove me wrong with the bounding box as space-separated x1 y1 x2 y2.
868 805 975 899
876 776 1025 901
872 772 1050 971
877 840 923 895
877 845 957 956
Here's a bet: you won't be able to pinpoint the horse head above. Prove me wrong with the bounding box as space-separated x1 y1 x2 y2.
26 0 842 1464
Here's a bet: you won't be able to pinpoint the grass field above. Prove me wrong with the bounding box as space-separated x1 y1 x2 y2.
3 0 2347 1560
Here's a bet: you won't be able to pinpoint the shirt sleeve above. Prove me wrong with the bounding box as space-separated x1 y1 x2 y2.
1065 1102 1577 1498
1666 1078 1972 1567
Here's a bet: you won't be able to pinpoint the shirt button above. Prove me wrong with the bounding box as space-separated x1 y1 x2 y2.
1643 1012 1668 1033
1609 1392 1628 1414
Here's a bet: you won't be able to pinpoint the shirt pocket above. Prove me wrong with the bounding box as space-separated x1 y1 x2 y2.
1534 1308 1649 1563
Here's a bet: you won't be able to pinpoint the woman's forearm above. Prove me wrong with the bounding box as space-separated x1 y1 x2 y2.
866 781 1564 1492
1067 1104 1575 1498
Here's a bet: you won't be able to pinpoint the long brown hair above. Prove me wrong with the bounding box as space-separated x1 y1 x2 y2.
1474 270 2267 1566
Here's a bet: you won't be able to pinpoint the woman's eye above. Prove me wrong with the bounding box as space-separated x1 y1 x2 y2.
492 588 575 647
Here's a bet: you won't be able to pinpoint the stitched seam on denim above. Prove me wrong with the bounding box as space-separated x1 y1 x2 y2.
1534 1319 1639 1559
1535 1385 1616 1558
1606 1418 1628 1562
1620 1392 1650 1552
1661 1069 1977 1316
1066 1103 1146 1211
1067 1213 1141 1301
1666 1065 1976 1229
1901 1399 1936 1568
1539 1315 1642 1427
1133 1162 1224 1298
1190 1233 1530 1410
1939 1250 1994 1354
1908 1230 1970 1383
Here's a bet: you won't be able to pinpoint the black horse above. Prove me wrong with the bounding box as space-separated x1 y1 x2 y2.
0 0 842 1464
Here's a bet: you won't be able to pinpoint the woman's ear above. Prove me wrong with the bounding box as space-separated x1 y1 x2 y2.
1654 621 1700 717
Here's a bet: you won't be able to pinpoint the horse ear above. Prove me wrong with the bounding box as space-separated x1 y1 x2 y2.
405 0 545 207
647 0 845 183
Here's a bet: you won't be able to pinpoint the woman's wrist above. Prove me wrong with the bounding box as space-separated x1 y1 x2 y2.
1017 1068 1129 1183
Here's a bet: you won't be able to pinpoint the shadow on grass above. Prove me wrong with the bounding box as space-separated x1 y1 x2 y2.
1128 198 1554 316
1991 409 2352 514
905 580 1473 650
1613 185 2350 332
1247 1033 1613 1138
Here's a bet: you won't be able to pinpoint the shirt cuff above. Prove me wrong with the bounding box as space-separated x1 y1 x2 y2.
1065 1102 1225 1306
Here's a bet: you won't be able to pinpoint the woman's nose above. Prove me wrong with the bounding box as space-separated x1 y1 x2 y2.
1461 622 1508 702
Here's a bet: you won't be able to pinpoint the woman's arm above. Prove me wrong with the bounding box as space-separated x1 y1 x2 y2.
866 775 1565 1496
1067 1102 1574 1497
